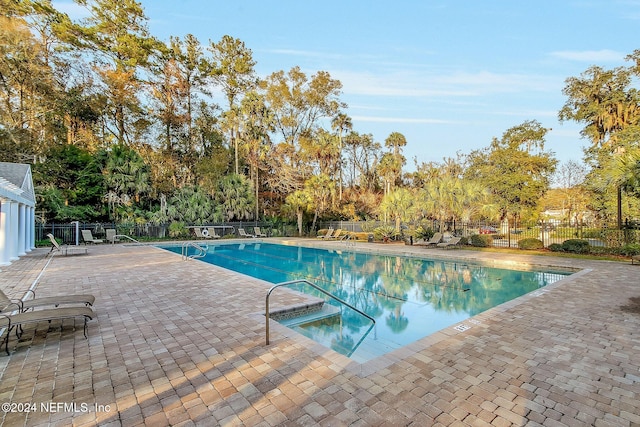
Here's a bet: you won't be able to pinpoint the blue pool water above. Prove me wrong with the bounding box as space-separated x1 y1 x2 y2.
158 242 570 362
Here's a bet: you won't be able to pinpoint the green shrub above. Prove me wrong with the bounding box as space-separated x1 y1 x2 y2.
588 246 612 256
548 243 564 252
470 234 493 247
414 226 434 240
36 239 51 248
349 232 369 241
619 243 640 256
561 239 590 254
518 238 544 250
374 225 398 241
169 221 188 238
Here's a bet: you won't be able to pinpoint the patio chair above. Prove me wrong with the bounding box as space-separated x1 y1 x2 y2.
317 228 335 239
105 229 120 244
0 306 95 355
254 227 267 237
326 229 343 240
436 236 462 249
238 228 255 238
206 227 221 239
194 228 212 239
47 234 88 256
81 230 103 244
415 232 443 247
0 289 94 313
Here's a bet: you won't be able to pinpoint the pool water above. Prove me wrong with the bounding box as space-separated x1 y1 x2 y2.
159 242 570 362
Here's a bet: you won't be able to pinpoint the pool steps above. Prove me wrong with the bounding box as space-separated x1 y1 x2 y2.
268 300 326 322
277 304 341 327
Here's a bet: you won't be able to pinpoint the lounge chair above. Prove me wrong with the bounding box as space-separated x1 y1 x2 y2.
317 228 334 239
81 230 103 244
0 306 94 354
206 227 221 239
415 232 443 247
194 228 212 239
105 229 120 244
632 255 640 265
47 234 88 256
326 229 343 240
238 228 255 238
254 227 267 237
437 236 462 249
0 289 94 313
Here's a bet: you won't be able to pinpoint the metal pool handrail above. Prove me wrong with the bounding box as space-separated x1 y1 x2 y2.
181 241 207 260
113 234 140 244
265 279 375 345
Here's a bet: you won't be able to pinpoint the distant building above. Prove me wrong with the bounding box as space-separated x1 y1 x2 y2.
0 162 36 266
541 208 594 226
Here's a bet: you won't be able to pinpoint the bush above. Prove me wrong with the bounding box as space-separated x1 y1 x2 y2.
349 232 370 241
548 243 564 252
619 243 640 256
374 225 398 242
561 239 590 254
470 234 493 247
518 238 544 250
414 226 434 241
168 221 188 238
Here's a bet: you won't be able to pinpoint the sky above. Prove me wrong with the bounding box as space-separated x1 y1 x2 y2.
53 0 640 170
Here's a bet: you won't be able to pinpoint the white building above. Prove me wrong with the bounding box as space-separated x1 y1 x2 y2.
0 162 36 266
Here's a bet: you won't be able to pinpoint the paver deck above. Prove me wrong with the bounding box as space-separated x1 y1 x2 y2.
0 239 638 426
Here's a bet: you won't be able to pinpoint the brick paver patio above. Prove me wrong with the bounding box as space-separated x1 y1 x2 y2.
0 239 638 426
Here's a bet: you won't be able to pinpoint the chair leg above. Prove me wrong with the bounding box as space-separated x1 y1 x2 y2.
3 326 13 355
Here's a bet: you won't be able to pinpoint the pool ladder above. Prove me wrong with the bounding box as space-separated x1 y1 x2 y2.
265 279 375 345
181 241 208 260
340 233 356 248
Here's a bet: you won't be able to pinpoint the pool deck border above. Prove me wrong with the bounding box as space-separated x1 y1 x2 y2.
0 238 638 426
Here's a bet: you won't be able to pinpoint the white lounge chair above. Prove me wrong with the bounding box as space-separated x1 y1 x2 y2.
194 228 212 239
437 236 462 249
238 228 255 238
317 228 335 239
47 234 88 256
415 232 443 247
254 227 267 237
81 230 103 244
206 227 221 239
326 229 343 240
106 229 120 244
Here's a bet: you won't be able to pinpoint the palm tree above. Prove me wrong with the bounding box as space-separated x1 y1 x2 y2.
167 186 218 224
331 113 352 200
103 144 151 220
421 176 458 233
305 174 336 231
215 174 255 221
284 190 312 235
380 188 415 233
300 129 339 177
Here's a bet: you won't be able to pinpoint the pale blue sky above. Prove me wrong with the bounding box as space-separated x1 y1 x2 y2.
55 1 640 169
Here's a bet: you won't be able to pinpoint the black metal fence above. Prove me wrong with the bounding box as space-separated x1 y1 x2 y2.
38 219 640 249
318 220 640 249
37 221 295 245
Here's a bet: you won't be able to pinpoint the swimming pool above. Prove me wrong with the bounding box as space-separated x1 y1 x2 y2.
158 242 571 362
